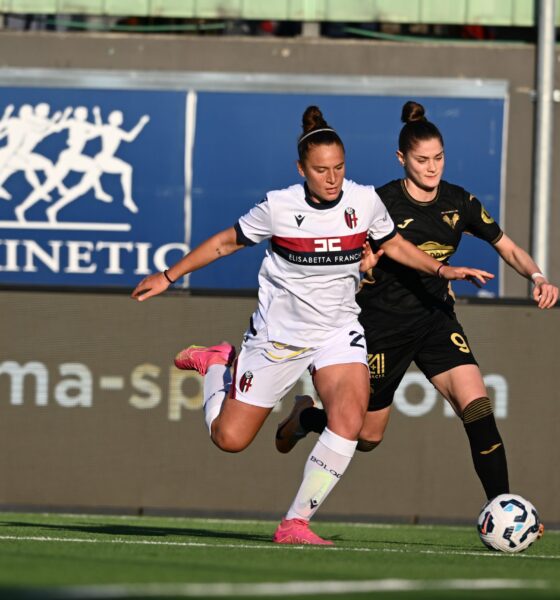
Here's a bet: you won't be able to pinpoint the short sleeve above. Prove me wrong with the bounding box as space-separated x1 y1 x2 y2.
236 197 272 245
463 193 503 244
368 188 397 245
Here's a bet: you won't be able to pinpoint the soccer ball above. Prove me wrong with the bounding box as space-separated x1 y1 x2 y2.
477 493 542 553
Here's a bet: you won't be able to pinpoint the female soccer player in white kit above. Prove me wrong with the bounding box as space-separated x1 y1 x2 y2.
131 106 493 545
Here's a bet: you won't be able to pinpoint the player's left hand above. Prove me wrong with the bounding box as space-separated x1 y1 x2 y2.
359 243 384 273
532 277 559 309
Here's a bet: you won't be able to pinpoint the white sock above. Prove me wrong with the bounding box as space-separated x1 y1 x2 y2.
285 427 357 521
203 364 231 433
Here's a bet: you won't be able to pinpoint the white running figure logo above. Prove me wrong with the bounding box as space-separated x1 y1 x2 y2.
0 103 69 201
0 102 150 223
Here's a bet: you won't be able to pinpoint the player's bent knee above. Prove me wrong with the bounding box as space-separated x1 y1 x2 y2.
327 419 364 440
210 428 251 453
211 435 248 453
357 438 381 452
327 408 367 440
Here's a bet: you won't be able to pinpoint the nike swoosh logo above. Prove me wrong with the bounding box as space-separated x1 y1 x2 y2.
397 218 414 229
480 443 502 455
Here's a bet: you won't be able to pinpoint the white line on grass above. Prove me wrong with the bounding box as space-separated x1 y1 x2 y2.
13 578 552 598
6 514 560 533
0 534 556 560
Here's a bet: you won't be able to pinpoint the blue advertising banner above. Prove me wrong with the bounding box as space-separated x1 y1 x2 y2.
0 86 188 287
0 70 507 296
190 91 506 297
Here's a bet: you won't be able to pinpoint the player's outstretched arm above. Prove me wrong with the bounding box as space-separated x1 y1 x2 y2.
131 226 244 302
494 234 558 309
380 233 494 287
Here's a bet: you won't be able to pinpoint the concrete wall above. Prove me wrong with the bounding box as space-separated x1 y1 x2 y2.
1 291 558 525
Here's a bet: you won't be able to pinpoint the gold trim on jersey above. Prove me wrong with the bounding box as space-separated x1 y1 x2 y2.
266 342 311 360
417 241 455 261
480 205 495 224
400 179 440 205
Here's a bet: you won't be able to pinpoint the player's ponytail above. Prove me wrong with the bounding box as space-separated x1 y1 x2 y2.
297 105 344 162
398 100 443 154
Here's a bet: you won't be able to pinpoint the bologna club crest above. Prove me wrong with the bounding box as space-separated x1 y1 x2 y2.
344 207 358 229
240 371 254 393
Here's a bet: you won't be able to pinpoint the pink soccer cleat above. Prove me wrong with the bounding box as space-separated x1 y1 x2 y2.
272 518 333 546
174 342 236 375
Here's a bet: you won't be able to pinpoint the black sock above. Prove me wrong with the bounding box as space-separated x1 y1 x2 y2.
300 407 328 434
462 397 509 500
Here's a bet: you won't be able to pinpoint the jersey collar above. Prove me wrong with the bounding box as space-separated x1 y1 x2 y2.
400 179 441 206
304 182 344 210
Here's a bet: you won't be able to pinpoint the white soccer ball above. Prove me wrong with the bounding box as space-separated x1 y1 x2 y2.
477 493 542 553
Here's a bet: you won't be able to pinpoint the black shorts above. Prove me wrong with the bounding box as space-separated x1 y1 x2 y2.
364 310 478 412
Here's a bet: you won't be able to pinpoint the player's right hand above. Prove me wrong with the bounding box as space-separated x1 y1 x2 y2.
440 266 494 287
131 272 170 302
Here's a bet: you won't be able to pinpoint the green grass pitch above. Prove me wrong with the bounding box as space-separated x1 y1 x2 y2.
0 512 558 599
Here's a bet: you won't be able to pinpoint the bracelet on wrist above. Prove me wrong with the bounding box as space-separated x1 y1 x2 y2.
163 269 175 284
530 272 546 283
436 264 445 278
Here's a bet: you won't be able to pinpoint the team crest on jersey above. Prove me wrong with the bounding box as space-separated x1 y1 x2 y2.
344 207 358 229
239 371 254 393
441 211 460 229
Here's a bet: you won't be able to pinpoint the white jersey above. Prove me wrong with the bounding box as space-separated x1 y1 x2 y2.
236 178 396 347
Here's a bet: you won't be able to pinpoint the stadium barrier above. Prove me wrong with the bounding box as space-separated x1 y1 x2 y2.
1 290 557 525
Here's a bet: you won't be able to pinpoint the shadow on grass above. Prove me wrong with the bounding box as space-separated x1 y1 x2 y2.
0 520 481 551
0 519 271 543
0 519 482 552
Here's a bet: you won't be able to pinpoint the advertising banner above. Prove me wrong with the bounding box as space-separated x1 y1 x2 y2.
0 292 557 524
0 86 188 287
0 70 507 295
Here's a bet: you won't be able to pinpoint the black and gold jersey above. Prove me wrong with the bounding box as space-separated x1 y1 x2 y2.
359 179 502 337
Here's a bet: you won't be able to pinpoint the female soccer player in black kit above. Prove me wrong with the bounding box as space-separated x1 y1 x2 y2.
276 101 559 508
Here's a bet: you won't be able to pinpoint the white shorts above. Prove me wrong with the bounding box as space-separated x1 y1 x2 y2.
231 321 367 408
